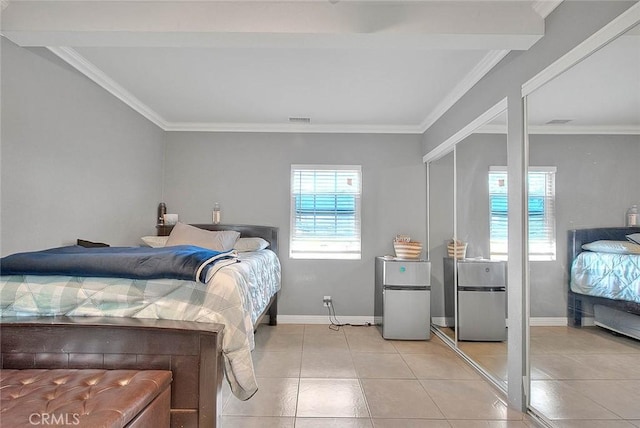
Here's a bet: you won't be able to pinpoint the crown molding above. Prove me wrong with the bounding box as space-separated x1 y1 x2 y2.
419 49 510 133
46 46 427 135
48 46 509 136
47 46 169 130
163 121 422 134
468 123 640 135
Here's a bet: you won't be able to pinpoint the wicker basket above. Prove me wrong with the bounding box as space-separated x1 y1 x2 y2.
447 241 467 259
394 241 423 259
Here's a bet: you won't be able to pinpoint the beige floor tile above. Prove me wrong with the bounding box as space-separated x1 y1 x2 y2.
530 354 605 380
629 421 640 427
391 337 454 355
253 351 302 378
303 332 350 353
254 328 304 352
421 380 522 420
548 421 637 428
352 352 415 379
223 377 299 417
296 379 369 418
300 351 357 378
448 421 531 428
403 353 481 380
372 419 451 427
529 380 619 420
304 324 347 336
360 379 444 419
458 341 508 356
220 416 295 428
563 353 640 379
343 325 383 337
463 354 507 382
563 380 640 419
295 417 374 427
346 333 399 353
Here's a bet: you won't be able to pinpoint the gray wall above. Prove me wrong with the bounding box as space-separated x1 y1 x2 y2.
162 132 426 317
1 38 165 255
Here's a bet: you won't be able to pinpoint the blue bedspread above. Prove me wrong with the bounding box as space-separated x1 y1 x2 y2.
0 245 238 283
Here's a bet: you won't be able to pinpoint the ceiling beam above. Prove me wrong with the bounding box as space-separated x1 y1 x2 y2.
2 1 544 50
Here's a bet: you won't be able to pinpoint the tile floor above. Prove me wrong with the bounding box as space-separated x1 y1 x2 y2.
459 326 640 427
220 324 540 427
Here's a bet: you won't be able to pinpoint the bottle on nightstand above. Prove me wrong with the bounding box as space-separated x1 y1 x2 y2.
213 203 221 224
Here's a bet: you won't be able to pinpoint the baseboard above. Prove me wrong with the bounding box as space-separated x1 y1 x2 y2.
275 315 572 326
529 317 568 326
432 316 454 327
277 315 375 325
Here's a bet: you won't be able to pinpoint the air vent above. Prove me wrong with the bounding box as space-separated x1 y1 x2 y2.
289 117 311 124
545 119 572 125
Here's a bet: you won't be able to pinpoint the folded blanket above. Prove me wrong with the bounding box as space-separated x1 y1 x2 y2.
0 245 238 283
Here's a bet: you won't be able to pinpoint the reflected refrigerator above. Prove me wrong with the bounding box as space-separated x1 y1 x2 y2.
374 257 431 340
456 259 507 341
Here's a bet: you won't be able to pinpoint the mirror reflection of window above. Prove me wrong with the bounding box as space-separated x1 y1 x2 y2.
488 167 557 261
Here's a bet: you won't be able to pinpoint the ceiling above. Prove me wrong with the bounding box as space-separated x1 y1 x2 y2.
2 0 559 134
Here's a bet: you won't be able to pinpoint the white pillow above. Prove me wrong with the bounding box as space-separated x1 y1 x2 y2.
627 233 640 245
165 222 240 252
141 236 169 248
234 237 269 252
582 240 640 255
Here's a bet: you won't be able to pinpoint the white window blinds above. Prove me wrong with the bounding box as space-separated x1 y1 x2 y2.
290 165 362 260
489 166 556 261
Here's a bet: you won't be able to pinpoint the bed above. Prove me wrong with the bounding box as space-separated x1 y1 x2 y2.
0 223 280 428
567 227 640 340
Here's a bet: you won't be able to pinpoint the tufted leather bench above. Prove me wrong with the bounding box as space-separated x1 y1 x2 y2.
0 369 172 427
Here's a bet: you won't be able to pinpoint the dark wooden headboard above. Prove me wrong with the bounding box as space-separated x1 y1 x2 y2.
157 224 279 255
567 227 640 267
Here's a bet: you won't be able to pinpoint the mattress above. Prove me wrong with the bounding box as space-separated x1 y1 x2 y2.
0 249 281 401
570 251 640 304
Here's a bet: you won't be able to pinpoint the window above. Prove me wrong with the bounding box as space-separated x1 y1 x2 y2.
489 166 556 261
290 165 362 259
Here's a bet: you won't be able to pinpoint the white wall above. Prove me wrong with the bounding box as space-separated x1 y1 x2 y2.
163 132 426 317
1 38 165 255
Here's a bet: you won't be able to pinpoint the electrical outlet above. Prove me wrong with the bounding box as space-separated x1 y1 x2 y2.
323 296 332 307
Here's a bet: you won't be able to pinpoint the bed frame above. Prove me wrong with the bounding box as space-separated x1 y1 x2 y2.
567 227 640 338
1 317 223 428
0 224 280 428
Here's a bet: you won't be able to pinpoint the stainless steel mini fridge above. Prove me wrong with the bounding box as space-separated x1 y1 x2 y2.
375 257 431 340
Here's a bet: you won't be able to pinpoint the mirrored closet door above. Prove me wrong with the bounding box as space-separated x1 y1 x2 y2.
427 105 510 388
455 111 508 388
525 15 640 425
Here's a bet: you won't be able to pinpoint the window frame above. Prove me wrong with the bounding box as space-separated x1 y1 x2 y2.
289 164 362 260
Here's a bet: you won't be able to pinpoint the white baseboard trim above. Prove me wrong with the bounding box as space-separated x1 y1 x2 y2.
278 315 568 327
529 317 567 326
432 316 454 327
277 315 375 325
274 315 573 326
